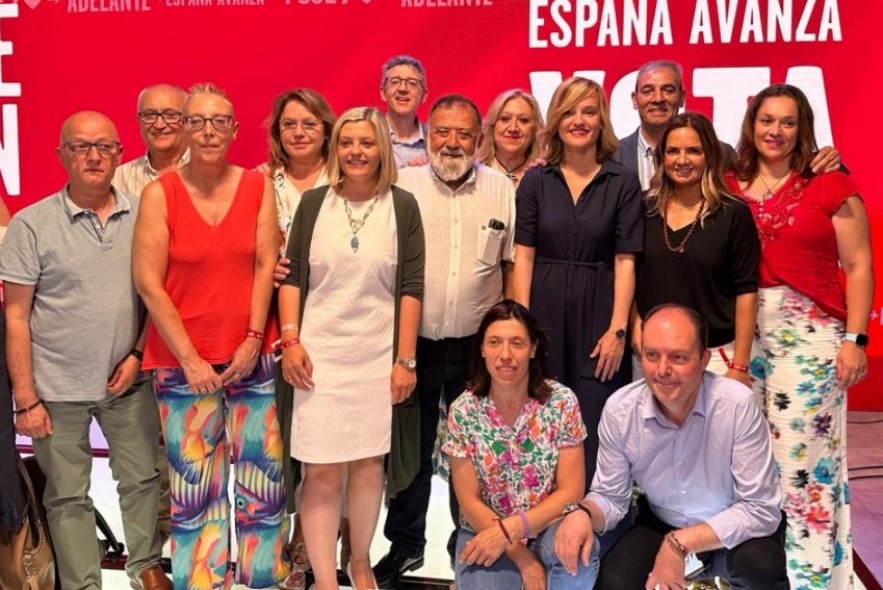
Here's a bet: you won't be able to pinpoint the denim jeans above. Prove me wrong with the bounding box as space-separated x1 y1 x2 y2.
455 519 600 590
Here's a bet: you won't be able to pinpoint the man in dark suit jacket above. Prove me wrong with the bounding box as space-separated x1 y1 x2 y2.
614 60 837 189
614 60 710 190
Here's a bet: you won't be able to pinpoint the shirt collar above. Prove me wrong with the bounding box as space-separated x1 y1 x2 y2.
637 129 655 158
545 157 622 179
388 116 426 145
60 185 131 220
639 373 709 425
144 148 191 177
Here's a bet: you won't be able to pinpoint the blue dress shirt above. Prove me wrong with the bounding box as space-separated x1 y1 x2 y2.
586 372 782 548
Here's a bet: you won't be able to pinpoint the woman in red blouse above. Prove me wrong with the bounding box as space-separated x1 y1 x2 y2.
727 83 873 590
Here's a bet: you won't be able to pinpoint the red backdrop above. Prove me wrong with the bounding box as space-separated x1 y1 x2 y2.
1 0 880 407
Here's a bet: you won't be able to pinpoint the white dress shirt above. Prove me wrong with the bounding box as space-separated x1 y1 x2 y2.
113 150 190 196
396 163 515 340
637 130 656 191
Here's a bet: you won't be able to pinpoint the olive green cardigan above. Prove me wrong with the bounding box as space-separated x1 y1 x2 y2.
276 185 425 512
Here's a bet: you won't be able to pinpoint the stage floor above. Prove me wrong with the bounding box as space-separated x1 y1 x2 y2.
20 411 882 589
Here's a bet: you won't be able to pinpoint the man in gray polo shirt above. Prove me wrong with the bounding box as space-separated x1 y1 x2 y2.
0 111 170 590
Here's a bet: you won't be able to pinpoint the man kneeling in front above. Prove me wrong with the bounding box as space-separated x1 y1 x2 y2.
555 303 788 590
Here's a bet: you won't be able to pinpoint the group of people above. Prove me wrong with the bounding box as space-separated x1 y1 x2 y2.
0 53 872 590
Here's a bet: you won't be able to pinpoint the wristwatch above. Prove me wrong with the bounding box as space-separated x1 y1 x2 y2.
844 333 869 347
609 327 626 339
562 502 592 519
396 356 417 371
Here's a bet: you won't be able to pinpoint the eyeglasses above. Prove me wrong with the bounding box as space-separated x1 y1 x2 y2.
61 141 121 157
385 76 423 90
182 115 235 131
280 119 321 134
137 109 182 125
432 127 477 141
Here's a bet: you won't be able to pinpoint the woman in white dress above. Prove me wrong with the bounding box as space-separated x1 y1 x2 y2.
277 107 425 590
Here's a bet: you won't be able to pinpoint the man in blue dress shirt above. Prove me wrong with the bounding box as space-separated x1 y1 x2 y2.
555 303 788 590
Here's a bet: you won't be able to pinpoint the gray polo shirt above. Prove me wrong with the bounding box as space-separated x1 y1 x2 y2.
0 186 143 402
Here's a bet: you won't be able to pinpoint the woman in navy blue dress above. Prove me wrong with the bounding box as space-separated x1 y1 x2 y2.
512 77 643 489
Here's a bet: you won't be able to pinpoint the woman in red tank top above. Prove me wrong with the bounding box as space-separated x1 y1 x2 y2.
133 83 297 590
727 83 873 590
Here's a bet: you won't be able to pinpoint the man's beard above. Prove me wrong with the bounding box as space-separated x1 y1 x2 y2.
430 147 475 182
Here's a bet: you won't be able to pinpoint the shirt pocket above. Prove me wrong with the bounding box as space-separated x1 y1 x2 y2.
476 225 505 267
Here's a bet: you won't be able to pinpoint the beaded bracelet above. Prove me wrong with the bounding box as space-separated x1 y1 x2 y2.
246 328 265 340
665 531 688 559
278 337 301 351
14 399 44 416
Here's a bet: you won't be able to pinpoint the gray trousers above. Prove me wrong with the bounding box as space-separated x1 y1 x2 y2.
33 378 163 589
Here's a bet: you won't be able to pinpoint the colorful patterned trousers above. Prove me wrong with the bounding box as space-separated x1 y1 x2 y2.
752 286 853 590
153 354 290 590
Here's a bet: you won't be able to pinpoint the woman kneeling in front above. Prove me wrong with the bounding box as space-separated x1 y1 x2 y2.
442 300 599 590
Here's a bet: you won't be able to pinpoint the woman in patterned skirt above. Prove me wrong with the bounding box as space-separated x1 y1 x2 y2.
727 83 873 590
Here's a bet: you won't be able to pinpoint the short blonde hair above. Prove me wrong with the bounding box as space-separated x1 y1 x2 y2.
477 89 545 166
542 77 618 165
326 107 397 194
185 82 234 116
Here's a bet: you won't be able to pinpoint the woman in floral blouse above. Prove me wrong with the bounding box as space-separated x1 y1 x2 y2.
727 84 873 590
442 300 599 590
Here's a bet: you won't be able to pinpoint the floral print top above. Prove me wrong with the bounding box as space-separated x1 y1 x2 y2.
441 380 587 531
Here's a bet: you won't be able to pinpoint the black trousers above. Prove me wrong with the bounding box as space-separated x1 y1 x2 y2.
383 334 475 560
598 497 789 590
0 313 27 532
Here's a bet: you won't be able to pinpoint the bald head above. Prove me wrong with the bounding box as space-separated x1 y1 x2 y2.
60 111 118 145
57 111 122 197
137 84 187 112
135 84 187 157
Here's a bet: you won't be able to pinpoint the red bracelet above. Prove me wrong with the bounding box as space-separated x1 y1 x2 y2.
278 337 300 350
718 348 749 373
246 328 265 340
495 518 513 543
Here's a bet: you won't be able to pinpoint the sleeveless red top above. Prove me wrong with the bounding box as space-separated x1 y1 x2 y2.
143 169 277 369
726 171 858 321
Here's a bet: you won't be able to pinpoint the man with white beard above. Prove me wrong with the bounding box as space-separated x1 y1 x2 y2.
373 95 517 587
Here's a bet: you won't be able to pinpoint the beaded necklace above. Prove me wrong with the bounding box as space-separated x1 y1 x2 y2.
661 197 706 254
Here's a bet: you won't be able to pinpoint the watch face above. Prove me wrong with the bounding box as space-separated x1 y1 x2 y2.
615 329 626 339
857 334 869 347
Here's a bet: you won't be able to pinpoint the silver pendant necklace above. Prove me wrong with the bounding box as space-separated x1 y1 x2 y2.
342 195 379 253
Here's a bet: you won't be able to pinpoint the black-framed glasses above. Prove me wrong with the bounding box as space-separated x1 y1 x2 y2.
182 115 235 131
61 141 121 157
385 76 423 90
432 127 477 141
137 109 182 125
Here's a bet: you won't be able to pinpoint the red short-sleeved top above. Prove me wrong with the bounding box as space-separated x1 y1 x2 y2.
726 170 859 321
143 169 277 369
